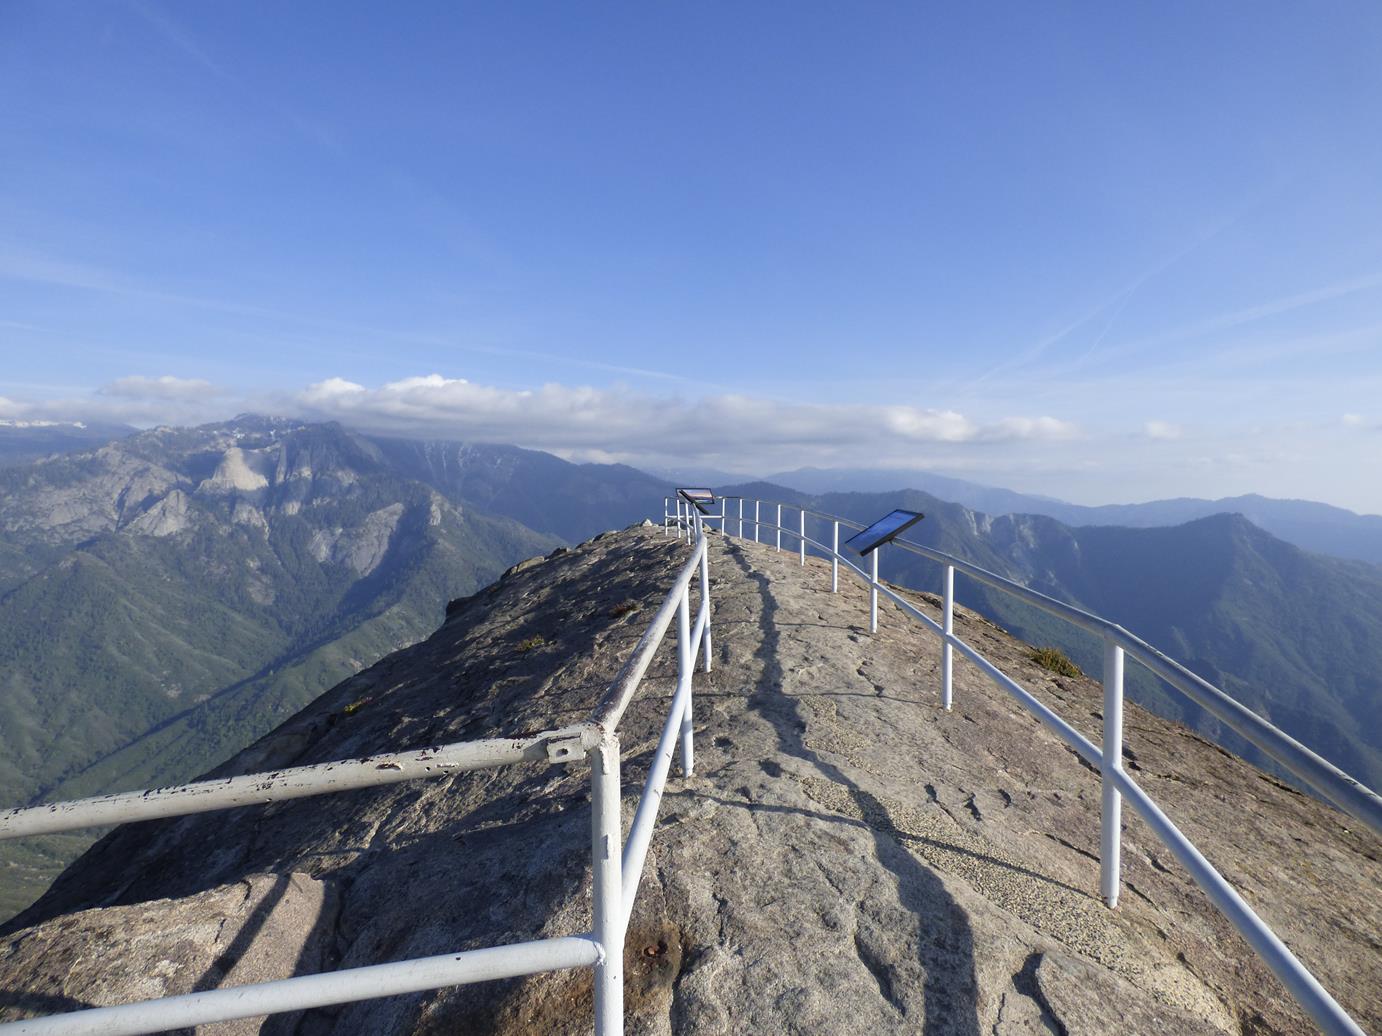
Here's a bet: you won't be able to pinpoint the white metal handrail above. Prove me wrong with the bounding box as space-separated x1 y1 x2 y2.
664 495 1371 1036
0 528 717 1036
4 495 1374 1036
0 732 596 839
700 495 1382 838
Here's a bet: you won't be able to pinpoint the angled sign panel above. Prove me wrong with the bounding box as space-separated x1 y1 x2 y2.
844 509 924 555
677 488 716 514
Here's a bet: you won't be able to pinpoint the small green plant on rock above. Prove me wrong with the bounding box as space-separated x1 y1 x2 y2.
1029 646 1082 678
515 634 547 653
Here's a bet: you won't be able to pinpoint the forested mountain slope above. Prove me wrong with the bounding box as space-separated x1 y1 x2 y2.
0 417 557 916
370 436 669 543
0 420 134 468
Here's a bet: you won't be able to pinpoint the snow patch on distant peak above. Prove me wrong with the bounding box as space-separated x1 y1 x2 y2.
0 419 85 429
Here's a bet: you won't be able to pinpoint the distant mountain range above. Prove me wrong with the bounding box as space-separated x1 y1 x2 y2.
0 418 565 916
0 420 135 467
0 416 686 917
720 481 1382 794
10 430 1378 564
3 416 1379 921
766 467 1382 567
369 436 669 543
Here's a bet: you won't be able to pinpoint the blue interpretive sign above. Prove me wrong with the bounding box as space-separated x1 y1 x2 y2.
677 488 716 514
844 509 924 555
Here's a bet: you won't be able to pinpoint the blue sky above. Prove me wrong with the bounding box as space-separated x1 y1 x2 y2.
3 2 1381 511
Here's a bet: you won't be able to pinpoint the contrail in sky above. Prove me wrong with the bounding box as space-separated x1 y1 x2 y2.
1087 268 1382 370
959 182 1281 397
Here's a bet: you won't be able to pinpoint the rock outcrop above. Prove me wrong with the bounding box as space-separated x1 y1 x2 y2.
0 527 1376 1034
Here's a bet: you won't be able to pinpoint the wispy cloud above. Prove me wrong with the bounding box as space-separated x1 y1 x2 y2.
127 0 235 83
0 249 128 294
100 375 221 400
5 372 1381 513
126 0 343 153
1 372 1082 470
1143 420 1182 440
0 242 721 389
0 319 58 334
1205 271 1382 333
0 245 286 318
0 373 231 426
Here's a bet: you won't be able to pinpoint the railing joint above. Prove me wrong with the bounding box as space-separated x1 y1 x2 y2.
545 733 589 765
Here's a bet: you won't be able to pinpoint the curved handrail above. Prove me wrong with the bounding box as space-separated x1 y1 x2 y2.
0 522 718 1036
715 496 1382 839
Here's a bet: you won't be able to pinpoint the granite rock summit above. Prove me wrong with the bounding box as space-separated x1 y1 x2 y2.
0 526 1376 1034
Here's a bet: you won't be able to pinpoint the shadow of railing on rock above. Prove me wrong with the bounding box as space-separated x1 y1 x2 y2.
731 547 981 1034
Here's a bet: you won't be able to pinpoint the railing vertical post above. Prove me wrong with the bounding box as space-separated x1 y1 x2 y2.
754 500 760 543
1101 639 1125 908
698 539 712 675
677 588 694 776
799 509 806 566
941 564 954 711
719 497 727 533
869 547 879 633
831 521 839 592
591 731 624 1036
775 504 782 552
738 498 744 539
663 496 669 536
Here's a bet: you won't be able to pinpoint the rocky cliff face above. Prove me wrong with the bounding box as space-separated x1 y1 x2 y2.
0 527 1376 1034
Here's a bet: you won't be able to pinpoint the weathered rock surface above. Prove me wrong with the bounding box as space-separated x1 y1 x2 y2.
1 527 1377 1034
0 874 332 1035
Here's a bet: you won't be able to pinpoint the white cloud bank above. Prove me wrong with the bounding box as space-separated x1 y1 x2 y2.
1 374 226 427
12 370 1379 513
294 373 1080 471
